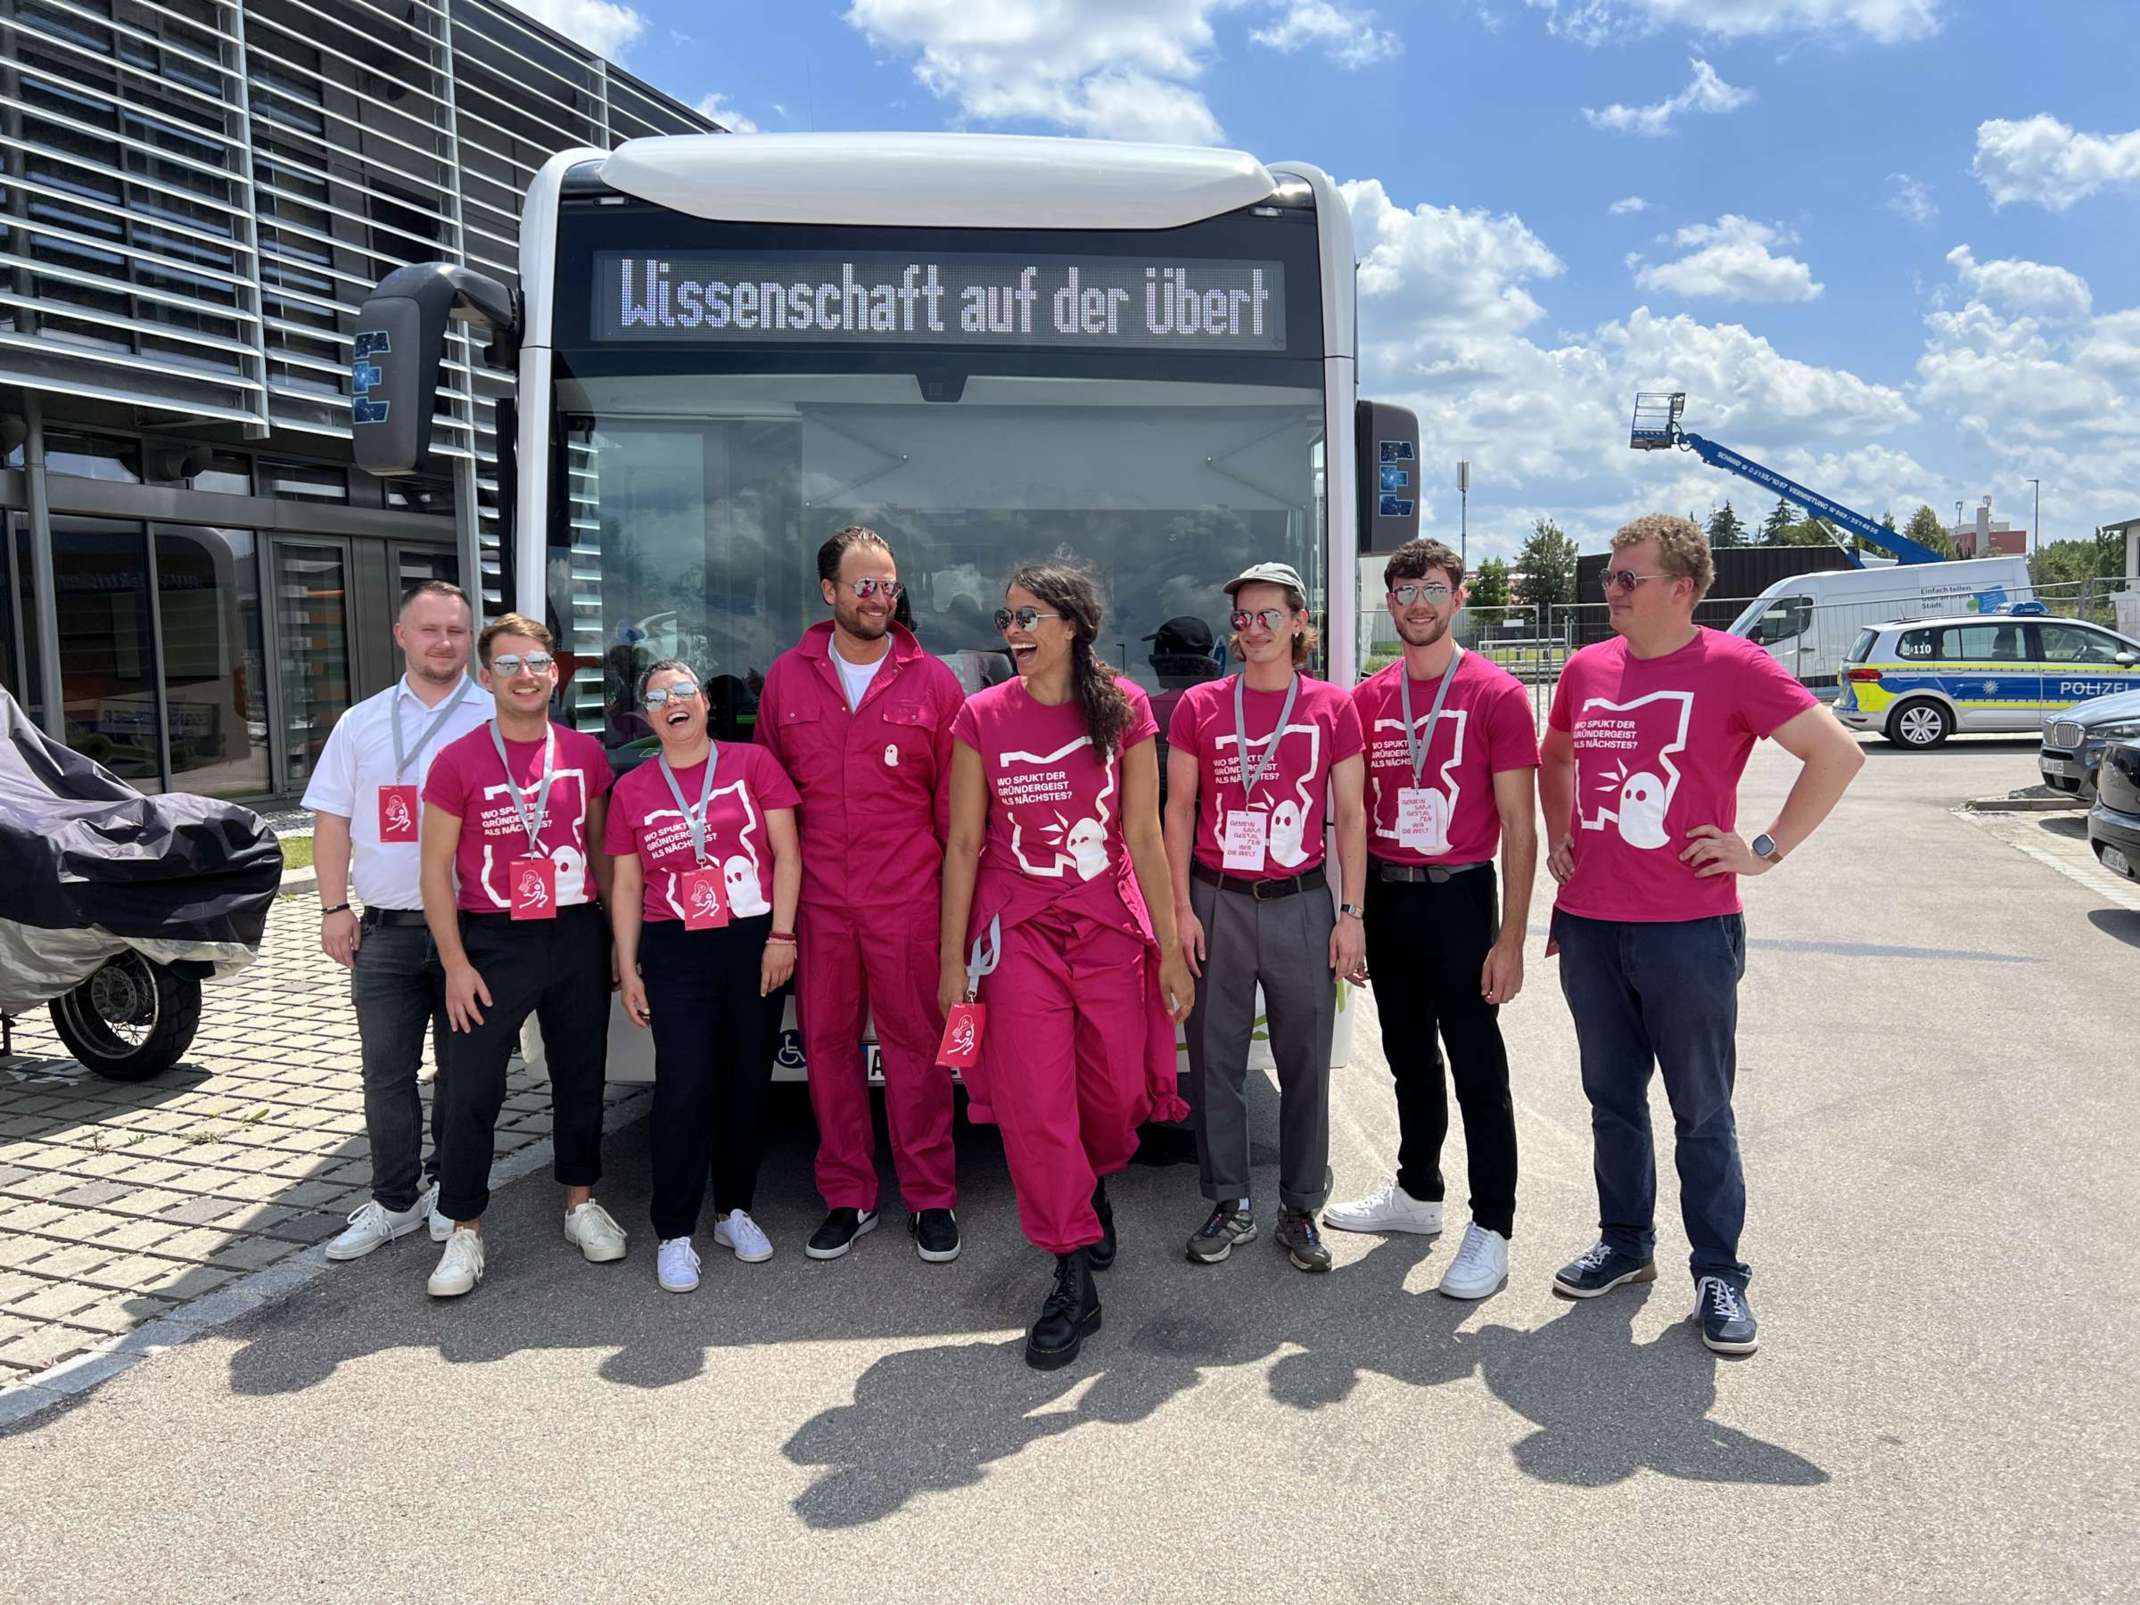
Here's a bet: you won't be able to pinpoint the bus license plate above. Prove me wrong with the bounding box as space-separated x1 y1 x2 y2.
2103 846 2132 879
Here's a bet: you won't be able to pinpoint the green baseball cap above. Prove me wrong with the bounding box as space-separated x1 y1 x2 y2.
1223 561 1308 599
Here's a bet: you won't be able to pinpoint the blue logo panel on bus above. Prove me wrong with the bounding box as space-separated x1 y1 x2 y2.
1378 465 1410 492
351 330 390 426
1378 494 1415 518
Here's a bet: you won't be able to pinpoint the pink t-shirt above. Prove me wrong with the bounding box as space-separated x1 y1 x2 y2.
601 745 800 923
952 676 1159 884
1167 674 1363 877
1355 652 1539 867
1548 628 1818 922
423 722 614 913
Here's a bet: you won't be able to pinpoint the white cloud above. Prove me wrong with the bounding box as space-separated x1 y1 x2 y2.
845 0 1227 144
1251 1 1401 67
1583 59 1753 137
1884 173 1935 224
1631 216 1823 303
503 0 645 61
1973 115 2140 211
1609 195 1650 215
1343 179 1563 345
1530 0 1938 43
696 93 760 134
1945 245 2091 323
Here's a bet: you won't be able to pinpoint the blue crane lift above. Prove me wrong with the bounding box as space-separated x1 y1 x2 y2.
1629 391 1945 567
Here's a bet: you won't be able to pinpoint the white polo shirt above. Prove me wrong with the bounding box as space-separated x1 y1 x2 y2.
302 674 494 911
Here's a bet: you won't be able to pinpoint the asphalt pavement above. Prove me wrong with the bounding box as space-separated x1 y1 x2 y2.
1 734 2133 1603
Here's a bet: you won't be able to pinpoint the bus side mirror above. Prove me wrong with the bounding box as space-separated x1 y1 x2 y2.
1355 399 1420 555
351 263 521 478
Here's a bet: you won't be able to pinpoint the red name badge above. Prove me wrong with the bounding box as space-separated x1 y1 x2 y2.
508 856 557 920
377 784 420 843
937 1002 986 1069
680 868 730 931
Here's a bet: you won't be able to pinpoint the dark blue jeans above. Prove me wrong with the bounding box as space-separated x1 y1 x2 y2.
1552 910 1750 1287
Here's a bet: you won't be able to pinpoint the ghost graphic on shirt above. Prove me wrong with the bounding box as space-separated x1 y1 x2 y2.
723 854 770 917
1574 690 1694 851
1064 817 1108 880
1001 736 1118 878
1268 799 1311 868
1614 771 1671 849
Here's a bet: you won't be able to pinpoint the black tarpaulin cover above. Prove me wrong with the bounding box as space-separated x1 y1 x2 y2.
0 687 282 945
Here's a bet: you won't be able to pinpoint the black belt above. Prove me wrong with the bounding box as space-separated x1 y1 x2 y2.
1374 859 1489 884
1192 861 1328 901
360 907 430 928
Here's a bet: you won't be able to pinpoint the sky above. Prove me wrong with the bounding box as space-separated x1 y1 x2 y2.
506 0 2138 564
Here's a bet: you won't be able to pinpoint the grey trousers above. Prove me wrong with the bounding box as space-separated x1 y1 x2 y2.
1184 872 1336 1213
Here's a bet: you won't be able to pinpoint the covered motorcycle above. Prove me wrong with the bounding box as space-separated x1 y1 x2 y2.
0 687 282 1078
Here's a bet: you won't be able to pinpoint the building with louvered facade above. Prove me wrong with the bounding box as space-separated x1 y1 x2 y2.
0 0 714 800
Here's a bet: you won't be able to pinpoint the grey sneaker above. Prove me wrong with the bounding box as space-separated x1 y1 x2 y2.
1185 1203 1256 1263
1276 1209 1332 1273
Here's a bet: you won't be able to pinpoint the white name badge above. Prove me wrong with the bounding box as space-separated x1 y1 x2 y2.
1396 787 1451 854
1222 809 1270 872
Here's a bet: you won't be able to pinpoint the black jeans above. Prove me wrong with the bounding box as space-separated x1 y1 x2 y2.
349 916 447 1213
1363 862 1518 1238
436 904 610 1223
640 915 784 1240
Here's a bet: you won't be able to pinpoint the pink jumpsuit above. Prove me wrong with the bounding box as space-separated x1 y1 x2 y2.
757 621 966 1213
951 678 1190 1255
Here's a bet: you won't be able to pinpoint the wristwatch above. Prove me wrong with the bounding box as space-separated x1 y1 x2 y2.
1749 833 1783 865
1339 902 1365 919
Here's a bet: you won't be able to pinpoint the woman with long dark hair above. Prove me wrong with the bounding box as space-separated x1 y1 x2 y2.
939 561 1195 1369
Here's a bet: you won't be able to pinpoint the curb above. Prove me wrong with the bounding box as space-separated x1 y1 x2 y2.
1963 795 2085 813
0 1086 653 1429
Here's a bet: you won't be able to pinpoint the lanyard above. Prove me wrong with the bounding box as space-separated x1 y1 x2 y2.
966 915 1002 1002
488 721 558 853
657 745 721 867
1398 646 1464 786
1231 672 1300 804
390 677 473 783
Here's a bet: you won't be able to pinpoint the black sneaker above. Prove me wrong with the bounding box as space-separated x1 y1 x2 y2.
1088 1178 1117 1271
1186 1202 1256 1263
1692 1276 1759 1355
1025 1249 1101 1370
805 1207 879 1261
908 1208 961 1264
1276 1209 1332 1273
1552 1240 1658 1298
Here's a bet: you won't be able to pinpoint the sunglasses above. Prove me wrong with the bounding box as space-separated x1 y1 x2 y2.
1598 570 1664 593
994 607 1066 634
489 652 554 677
1230 607 1293 632
842 578 904 599
1388 582 1454 607
642 681 701 707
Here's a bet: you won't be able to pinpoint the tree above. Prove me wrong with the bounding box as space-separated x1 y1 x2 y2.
1904 503 1957 559
2029 529 2125 591
1778 517 1842 548
1760 497 1795 545
1706 501 1747 547
1468 556 1511 609
1513 518 1579 613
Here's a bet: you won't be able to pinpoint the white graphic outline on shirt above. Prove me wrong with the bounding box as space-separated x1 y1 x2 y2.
997 735 1115 880
643 779 769 920
1574 690 1693 851
1210 722 1324 869
475 767 590 908
1370 706 1468 855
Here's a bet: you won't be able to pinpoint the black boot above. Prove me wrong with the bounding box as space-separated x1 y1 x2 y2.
1025 1248 1102 1370
1088 1178 1117 1271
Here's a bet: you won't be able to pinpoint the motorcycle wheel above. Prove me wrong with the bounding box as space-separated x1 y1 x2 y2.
49 953 202 1081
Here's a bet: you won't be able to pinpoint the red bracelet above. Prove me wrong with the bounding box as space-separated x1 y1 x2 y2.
768 931 797 944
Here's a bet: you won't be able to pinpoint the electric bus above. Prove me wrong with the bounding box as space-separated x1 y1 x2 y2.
352 132 1420 1082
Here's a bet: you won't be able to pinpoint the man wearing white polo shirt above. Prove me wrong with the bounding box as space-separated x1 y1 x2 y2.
304 581 492 1261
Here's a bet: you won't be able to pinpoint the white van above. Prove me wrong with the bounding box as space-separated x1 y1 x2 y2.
1726 556 2034 689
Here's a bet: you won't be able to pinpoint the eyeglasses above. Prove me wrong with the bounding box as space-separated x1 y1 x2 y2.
994 607 1066 634
1598 570 1665 594
1388 582 1454 607
489 652 554 677
842 577 904 600
1230 608 1292 633
642 681 701 707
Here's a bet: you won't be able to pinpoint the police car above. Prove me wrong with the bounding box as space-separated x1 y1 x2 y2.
1835 613 2140 749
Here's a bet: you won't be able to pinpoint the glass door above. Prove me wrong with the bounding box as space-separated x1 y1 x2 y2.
269 537 355 793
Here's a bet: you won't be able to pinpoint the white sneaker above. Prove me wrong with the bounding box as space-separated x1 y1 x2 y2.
325 1196 429 1261
656 1236 701 1293
1437 1222 1510 1300
427 1228 485 1297
563 1199 628 1263
714 1210 774 1263
417 1180 452 1242
1323 1177 1444 1236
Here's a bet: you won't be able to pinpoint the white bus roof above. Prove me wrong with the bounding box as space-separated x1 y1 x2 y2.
596 132 1286 230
